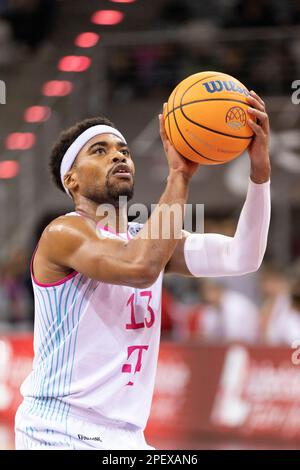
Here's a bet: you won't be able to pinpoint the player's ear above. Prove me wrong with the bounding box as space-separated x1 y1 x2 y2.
64 169 78 194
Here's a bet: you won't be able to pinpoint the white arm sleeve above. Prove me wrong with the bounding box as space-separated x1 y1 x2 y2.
184 178 271 277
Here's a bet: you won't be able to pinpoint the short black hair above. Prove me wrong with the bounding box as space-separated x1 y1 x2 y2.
49 116 115 193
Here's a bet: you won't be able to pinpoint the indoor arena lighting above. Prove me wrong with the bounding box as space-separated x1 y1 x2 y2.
5 3 130 158
24 106 51 123
0 160 19 179
58 55 91 72
91 10 124 25
42 80 73 97
5 133 36 150
75 32 100 48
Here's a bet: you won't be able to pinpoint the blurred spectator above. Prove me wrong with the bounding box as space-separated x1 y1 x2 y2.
288 279 300 342
0 248 33 327
1 0 58 51
161 287 174 338
0 266 10 324
259 264 292 344
260 269 300 345
163 275 200 340
0 0 9 14
278 0 300 25
132 46 161 96
291 0 300 24
153 44 183 94
108 50 136 101
192 280 259 343
223 0 278 28
0 18 14 65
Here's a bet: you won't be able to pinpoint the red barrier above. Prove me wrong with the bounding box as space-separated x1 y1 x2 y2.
0 335 33 422
145 342 300 444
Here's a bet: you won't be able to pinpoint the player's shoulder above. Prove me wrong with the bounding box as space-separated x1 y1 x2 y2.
46 212 91 232
35 213 99 263
41 212 96 248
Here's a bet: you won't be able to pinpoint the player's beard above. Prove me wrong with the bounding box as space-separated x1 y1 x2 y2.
84 177 134 207
105 177 134 207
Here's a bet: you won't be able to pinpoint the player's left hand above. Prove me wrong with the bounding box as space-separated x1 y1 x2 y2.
247 90 271 184
160 103 199 181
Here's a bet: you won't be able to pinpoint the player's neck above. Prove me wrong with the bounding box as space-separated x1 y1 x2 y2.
75 198 128 233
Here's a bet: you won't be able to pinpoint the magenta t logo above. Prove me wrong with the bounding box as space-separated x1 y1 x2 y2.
122 345 149 386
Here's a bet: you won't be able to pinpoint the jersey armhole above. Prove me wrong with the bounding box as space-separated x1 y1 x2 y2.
30 244 78 288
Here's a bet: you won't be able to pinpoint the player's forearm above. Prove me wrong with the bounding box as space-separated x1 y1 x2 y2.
184 178 271 277
233 178 271 272
129 170 189 279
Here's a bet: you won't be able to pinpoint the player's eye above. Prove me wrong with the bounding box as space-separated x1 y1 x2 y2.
95 147 106 155
121 149 130 156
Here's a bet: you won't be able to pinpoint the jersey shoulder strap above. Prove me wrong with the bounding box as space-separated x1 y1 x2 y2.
128 222 144 237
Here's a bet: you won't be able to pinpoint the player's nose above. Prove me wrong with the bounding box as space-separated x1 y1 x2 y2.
112 153 127 163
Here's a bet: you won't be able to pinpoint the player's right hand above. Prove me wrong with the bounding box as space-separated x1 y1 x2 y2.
159 104 199 181
246 90 271 184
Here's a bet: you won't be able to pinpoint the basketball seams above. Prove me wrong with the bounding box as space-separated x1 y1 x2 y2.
165 80 183 145
164 98 253 120
166 101 172 145
179 103 253 140
171 83 227 164
165 72 220 121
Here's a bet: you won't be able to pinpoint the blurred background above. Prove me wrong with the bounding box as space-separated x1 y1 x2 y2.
1 0 300 450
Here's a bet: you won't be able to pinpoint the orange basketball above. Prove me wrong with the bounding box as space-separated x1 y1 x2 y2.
163 71 253 165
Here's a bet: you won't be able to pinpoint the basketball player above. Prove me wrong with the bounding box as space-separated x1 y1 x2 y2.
15 91 270 449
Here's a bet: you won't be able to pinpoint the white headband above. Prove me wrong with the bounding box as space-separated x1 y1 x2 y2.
60 124 127 196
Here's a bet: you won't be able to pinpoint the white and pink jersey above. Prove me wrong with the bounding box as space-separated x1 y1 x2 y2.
20 215 163 430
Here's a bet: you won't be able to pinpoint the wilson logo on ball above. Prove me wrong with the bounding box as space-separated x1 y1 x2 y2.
225 106 247 130
202 80 250 96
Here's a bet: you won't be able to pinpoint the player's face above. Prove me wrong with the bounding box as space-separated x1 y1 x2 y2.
73 133 135 205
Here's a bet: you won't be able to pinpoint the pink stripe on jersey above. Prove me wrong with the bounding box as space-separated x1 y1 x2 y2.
97 223 130 239
76 211 131 240
30 244 78 288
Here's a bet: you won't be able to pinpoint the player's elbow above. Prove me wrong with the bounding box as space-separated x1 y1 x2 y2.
238 257 263 275
247 258 263 273
130 261 160 289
